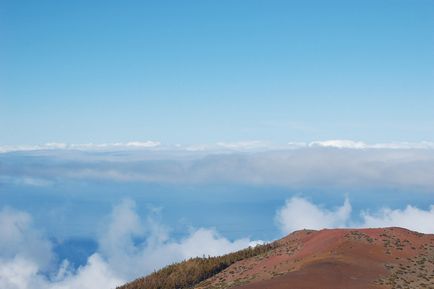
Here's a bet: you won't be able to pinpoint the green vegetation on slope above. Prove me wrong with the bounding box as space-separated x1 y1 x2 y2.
117 242 276 289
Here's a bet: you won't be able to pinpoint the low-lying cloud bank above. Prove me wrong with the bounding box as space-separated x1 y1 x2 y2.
276 197 434 234
0 201 260 289
2 144 434 191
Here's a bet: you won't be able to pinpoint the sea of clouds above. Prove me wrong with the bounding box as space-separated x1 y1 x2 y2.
1 140 434 289
2 140 434 190
1 196 433 289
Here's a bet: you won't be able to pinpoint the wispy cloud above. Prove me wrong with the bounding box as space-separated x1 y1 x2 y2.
0 208 53 271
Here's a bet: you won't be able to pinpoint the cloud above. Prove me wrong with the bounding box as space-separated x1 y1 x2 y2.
308 140 434 150
47 255 123 289
1 197 434 289
309 140 367 149
98 199 144 261
0 255 122 289
0 257 45 289
361 205 434 234
0 201 260 289
0 208 53 271
275 196 434 234
3 144 434 190
69 141 161 150
137 228 257 275
275 197 351 233
97 200 258 280
2 140 434 154
0 141 161 153
216 141 272 151
0 208 53 289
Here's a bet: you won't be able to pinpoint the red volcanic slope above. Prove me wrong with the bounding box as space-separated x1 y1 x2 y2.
195 227 434 289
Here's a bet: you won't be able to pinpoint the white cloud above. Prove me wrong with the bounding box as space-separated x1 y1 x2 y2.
0 257 45 289
45 143 68 149
0 201 259 289
0 145 42 154
0 208 52 289
66 141 161 150
0 208 53 271
370 141 434 149
168 228 254 258
2 140 434 154
97 200 258 280
309 140 367 149
308 140 434 150
275 196 434 234
98 199 144 261
123 141 161 148
0 141 161 153
216 141 271 151
0 254 123 289
361 205 434 234
275 197 351 234
47 255 123 289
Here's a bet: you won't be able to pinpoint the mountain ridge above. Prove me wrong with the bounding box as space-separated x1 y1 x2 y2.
118 227 434 289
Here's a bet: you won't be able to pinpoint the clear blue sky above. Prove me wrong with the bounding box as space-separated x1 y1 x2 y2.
1 0 433 145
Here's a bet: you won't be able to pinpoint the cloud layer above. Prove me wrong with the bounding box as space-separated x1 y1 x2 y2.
2 145 434 191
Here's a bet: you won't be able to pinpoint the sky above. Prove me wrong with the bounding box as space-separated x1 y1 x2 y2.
1 0 434 145
1 1 434 289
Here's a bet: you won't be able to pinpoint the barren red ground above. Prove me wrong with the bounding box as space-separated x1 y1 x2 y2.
195 228 434 289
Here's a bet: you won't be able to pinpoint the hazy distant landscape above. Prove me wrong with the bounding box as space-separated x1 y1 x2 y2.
1 1 433 288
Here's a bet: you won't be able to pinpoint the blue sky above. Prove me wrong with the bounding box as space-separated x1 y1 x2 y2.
1 0 433 144
1 2 434 289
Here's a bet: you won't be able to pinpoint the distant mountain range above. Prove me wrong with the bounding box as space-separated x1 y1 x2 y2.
118 227 434 289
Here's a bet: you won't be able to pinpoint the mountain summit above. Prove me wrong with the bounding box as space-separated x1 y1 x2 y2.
118 227 434 289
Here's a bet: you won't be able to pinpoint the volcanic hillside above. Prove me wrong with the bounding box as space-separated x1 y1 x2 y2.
118 227 434 289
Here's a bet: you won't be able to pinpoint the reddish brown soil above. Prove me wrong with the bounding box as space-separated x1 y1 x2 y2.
195 227 434 289
234 261 383 289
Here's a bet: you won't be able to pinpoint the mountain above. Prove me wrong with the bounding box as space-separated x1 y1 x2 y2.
118 227 434 289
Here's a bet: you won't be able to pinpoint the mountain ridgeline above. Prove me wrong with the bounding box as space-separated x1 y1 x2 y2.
118 227 434 289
